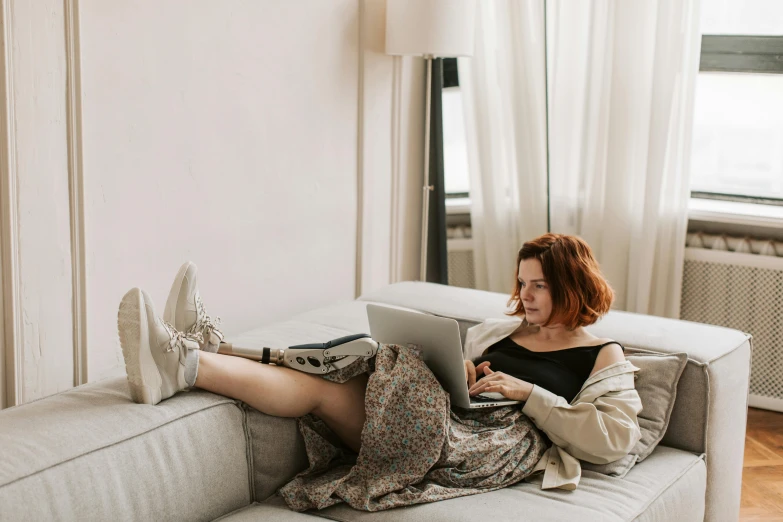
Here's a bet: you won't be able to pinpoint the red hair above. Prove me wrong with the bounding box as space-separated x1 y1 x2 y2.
506 233 614 329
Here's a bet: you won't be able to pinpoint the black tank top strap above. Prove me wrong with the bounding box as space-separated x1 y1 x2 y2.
588 340 624 351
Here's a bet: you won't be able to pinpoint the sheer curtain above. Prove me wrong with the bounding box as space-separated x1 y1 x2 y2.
458 0 549 294
462 0 702 318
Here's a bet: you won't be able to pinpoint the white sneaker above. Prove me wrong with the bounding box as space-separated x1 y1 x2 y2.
163 261 224 353
118 288 200 405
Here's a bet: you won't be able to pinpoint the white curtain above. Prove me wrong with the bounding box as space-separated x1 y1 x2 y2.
462 0 702 318
458 0 549 294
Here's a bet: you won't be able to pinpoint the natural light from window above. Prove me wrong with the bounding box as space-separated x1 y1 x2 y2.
689 0 783 201
700 0 783 36
443 1 783 204
690 74 783 199
443 87 471 195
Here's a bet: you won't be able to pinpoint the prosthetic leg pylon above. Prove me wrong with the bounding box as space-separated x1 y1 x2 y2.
217 333 379 374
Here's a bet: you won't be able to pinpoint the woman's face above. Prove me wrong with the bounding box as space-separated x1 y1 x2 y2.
517 258 552 325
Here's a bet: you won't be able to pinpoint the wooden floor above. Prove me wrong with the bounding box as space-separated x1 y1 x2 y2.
741 408 783 520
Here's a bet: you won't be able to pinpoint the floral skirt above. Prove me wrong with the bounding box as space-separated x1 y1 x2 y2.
278 343 549 512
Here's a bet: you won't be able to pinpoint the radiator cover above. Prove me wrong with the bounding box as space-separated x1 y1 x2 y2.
681 247 783 412
446 238 476 289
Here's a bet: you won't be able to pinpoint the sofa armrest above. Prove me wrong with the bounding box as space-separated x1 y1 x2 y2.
0 378 251 520
587 310 751 522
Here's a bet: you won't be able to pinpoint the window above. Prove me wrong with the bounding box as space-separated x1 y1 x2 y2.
442 58 471 199
689 0 783 205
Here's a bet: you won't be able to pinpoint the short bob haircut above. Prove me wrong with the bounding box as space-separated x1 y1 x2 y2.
506 233 614 329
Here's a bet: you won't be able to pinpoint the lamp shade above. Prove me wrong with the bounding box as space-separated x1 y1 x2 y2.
385 0 477 58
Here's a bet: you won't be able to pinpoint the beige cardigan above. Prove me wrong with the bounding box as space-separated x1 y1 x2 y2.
464 317 643 491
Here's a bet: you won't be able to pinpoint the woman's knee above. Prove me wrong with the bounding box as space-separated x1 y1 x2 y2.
312 373 368 420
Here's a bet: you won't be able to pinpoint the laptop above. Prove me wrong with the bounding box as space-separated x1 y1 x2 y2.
366 303 522 409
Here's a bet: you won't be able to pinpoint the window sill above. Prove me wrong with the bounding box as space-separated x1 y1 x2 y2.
446 197 471 215
446 197 783 229
688 198 783 229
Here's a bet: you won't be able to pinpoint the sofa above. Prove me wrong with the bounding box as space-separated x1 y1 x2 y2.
0 282 751 521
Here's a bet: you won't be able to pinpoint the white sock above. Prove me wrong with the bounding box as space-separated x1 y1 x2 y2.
184 349 199 387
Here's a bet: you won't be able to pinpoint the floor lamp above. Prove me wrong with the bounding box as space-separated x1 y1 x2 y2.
385 0 477 282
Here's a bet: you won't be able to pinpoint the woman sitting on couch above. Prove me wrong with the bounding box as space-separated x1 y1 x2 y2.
117 233 642 494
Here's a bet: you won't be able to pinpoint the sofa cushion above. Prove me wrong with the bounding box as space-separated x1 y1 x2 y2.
241 446 704 521
243 405 309 501
582 352 689 478
214 500 317 521
0 378 250 521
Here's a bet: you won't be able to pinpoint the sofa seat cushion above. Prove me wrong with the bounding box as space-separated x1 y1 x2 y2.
268 446 702 522
215 499 321 521
228 448 705 521
0 378 251 521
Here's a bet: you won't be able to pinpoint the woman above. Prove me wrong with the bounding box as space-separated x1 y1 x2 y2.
117 233 641 501
461 233 643 490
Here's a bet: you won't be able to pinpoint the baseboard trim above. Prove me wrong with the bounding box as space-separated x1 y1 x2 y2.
749 394 783 413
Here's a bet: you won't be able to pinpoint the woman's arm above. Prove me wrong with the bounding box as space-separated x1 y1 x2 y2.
589 342 626 377
521 373 642 464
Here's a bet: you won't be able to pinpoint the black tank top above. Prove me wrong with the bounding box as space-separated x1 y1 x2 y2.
472 337 622 403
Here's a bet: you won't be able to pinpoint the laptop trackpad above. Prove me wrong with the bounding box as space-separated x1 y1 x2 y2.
477 392 505 400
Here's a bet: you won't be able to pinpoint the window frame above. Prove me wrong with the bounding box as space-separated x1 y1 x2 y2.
699 35 783 74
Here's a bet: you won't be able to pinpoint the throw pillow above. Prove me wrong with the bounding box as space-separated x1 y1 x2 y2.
581 351 689 478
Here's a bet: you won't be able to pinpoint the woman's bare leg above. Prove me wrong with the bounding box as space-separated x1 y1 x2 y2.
194 351 368 452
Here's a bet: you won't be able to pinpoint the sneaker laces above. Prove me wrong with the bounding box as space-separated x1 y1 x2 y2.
162 320 203 356
189 294 224 345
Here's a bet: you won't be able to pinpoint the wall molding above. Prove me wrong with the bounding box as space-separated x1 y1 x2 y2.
0 0 22 407
354 0 365 299
389 55 425 284
64 0 87 386
359 0 401 296
389 56 404 283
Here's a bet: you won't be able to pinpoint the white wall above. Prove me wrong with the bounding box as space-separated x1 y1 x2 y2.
79 0 361 382
0 0 425 406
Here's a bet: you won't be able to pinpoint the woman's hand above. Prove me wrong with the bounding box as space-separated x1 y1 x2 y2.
464 359 491 389
467 364 534 402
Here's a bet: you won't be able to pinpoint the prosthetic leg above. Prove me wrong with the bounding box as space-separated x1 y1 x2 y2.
217 333 379 374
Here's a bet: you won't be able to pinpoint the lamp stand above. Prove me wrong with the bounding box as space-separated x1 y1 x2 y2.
420 54 434 282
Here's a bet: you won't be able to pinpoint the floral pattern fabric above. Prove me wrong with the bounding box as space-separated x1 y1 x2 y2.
278 343 549 512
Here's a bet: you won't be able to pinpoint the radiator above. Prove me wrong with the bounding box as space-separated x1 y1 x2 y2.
447 225 476 289
681 232 783 412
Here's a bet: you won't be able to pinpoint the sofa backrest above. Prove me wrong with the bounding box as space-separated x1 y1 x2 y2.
0 379 251 520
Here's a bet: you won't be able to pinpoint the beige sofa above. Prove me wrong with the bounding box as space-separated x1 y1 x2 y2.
0 282 751 521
